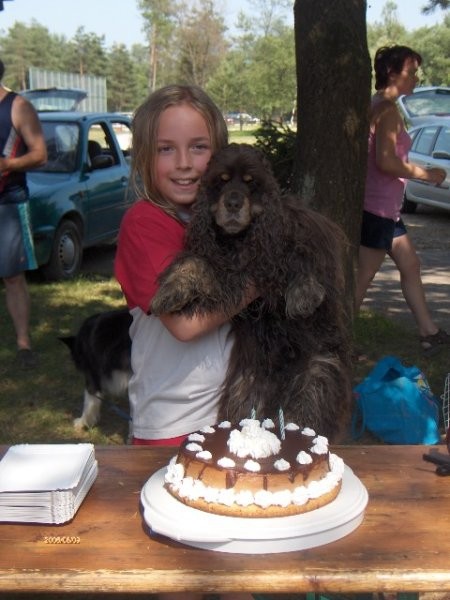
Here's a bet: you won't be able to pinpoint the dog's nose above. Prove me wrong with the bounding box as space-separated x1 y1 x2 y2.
224 190 244 212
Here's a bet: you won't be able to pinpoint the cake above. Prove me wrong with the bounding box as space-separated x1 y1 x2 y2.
164 418 344 518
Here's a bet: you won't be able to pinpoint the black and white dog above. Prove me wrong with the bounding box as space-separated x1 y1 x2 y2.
60 308 132 429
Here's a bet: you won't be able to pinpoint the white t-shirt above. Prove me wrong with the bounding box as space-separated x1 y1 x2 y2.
128 307 233 440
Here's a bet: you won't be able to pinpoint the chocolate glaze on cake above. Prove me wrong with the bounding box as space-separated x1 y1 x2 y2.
164 419 344 518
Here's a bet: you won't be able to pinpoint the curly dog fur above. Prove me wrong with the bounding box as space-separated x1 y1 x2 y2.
151 143 352 441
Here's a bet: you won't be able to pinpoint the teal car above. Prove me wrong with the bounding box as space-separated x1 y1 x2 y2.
28 111 134 280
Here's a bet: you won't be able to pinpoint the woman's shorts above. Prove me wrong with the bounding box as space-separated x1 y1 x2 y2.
360 210 407 251
0 197 37 278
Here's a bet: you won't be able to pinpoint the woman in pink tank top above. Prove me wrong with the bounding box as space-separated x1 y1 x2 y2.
355 45 448 356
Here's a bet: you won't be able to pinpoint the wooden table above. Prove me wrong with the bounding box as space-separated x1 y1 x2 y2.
1 444 449 596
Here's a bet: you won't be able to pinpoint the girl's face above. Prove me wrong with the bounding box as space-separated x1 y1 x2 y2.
155 103 212 209
391 57 420 96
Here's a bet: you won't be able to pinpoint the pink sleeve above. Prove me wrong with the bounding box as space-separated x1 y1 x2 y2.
115 202 185 312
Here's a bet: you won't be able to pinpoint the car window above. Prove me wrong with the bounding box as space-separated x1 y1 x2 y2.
412 126 439 155
111 121 132 164
37 122 80 173
402 88 450 117
434 127 450 155
409 129 420 144
87 123 120 168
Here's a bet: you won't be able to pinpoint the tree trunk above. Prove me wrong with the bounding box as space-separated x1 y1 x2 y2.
292 0 371 323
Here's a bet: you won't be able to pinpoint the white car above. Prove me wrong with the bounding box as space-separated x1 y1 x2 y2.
402 117 450 213
397 87 450 213
398 86 450 126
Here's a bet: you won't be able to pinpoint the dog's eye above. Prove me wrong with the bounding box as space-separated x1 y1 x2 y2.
242 174 253 183
220 173 231 182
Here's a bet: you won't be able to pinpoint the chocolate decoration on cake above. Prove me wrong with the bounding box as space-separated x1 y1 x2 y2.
164 419 344 518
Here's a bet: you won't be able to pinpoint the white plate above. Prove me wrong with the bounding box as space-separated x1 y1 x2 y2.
141 465 368 553
0 444 95 492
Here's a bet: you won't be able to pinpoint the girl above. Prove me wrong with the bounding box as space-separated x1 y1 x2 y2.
115 84 256 443
354 45 449 356
115 83 256 600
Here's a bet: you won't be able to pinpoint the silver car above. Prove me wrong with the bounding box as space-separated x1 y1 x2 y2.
397 87 450 213
398 86 450 126
402 118 450 213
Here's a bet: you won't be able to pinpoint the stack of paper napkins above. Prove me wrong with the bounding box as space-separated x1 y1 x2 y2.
0 443 98 524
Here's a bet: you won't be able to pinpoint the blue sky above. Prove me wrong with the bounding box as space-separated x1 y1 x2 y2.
0 0 447 49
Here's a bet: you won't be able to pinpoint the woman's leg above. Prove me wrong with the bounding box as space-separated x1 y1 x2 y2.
388 233 439 337
354 245 387 312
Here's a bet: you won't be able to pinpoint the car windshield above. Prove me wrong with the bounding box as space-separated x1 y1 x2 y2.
35 122 80 173
402 88 450 117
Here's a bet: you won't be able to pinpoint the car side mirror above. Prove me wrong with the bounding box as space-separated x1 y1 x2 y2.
91 155 114 170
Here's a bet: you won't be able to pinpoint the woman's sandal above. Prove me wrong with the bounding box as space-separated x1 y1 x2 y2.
420 329 450 357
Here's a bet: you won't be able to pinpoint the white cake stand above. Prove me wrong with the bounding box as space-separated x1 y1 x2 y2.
140 465 368 554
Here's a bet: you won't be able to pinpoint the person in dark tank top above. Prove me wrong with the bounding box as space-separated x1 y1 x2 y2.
0 58 47 369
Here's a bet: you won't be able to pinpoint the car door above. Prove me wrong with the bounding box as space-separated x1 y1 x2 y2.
430 125 450 208
82 119 132 243
406 125 448 207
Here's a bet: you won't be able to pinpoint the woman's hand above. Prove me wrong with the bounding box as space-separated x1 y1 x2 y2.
423 167 446 186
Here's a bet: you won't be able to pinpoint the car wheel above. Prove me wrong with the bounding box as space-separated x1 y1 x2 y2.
401 195 417 214
41 220 83 281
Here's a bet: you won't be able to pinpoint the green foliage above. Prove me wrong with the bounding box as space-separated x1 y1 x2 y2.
107 43 139 111
254 120 296 191
409 15 450 85
207 24 296 120
174 0 228 87
366 5 450 87
67 27 108 77
0 1 448 116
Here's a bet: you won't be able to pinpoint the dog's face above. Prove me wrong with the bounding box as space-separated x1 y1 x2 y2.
201 143 277 235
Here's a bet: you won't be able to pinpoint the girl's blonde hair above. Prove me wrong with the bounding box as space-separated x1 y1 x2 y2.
131 84 228 218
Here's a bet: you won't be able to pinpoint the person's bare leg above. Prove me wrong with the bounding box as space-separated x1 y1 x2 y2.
4 272 32 349
389 234 438 337
354 245 387 312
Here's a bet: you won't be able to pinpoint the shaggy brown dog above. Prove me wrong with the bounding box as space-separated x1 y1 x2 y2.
151 143 351 441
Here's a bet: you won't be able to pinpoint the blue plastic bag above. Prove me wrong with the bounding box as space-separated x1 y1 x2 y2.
352 355 440 444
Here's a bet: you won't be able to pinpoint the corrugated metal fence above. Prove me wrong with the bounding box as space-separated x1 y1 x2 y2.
28 67 107 112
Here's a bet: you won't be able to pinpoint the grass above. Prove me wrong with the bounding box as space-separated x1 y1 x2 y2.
0 264 448 447
228 125 258 145
0 272 130 446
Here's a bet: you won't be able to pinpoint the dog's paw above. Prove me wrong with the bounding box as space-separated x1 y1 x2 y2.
285 275 325 318
73 416 88 431
152 256 220 315
74 392 101 430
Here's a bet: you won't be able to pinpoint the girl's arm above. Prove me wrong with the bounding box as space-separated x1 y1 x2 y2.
374 103 445 185
116 205 258 342
159 283 259 342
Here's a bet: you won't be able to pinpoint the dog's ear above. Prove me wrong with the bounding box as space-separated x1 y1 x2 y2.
59 336 75 351
186 185 218 251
